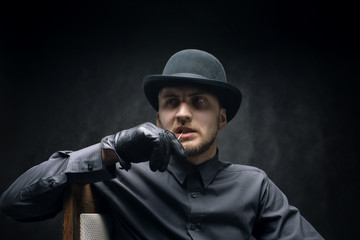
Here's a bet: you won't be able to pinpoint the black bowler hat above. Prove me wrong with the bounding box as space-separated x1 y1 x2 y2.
142 49 242 122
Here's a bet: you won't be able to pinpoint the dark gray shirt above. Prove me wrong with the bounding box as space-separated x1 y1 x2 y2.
0 144 323 239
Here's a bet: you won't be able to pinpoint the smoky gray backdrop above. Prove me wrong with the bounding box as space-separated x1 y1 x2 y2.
1 1 358 239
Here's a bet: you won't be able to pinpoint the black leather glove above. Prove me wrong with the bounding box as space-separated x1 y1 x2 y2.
101 122 186 172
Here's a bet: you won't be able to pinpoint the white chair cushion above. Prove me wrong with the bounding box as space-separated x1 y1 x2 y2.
80 213 112 240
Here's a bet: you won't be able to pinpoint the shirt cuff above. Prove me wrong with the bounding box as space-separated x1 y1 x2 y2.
65 143 115 183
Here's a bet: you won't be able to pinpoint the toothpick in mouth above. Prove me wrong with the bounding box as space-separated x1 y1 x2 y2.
177 131 183 140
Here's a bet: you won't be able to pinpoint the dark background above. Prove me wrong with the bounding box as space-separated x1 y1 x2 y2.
1 1 358 239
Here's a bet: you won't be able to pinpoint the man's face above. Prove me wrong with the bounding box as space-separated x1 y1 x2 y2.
156 86 227 162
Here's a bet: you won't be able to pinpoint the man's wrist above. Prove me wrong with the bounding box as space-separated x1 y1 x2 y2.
102 149 118 166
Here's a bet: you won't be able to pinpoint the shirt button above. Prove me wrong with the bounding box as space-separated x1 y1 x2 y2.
88 163 94 171
191 193 197 198
188 223 200 231
48 180 55 187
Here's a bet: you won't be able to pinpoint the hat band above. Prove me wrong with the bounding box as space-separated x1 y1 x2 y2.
166 73 206 79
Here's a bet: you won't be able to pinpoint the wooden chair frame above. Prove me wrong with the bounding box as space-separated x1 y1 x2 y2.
62 184 102 240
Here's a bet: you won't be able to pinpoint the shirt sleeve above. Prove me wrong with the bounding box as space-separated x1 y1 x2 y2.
0 143 115 221
252 176 324 240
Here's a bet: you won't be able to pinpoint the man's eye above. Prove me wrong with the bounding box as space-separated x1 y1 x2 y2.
166 98 179 105
193 97 205 103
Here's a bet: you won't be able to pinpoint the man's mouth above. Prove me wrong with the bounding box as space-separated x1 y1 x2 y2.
174 127 197 139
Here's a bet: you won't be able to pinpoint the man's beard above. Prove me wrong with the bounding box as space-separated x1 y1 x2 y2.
182 131 217 157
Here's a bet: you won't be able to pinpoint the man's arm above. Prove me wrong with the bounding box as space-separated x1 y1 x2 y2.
0 122 186 221
0 144 115 221
252 176 324 240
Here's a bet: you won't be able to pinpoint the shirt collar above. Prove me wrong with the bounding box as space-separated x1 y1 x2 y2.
167 150 231 189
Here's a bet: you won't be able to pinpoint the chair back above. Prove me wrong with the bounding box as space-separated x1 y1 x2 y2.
63 184 112 240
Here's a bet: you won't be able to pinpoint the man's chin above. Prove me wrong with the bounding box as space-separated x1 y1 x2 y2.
181 135 217 158
182 143 205 157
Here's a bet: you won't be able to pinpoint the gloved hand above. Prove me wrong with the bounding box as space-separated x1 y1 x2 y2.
101 122 186 172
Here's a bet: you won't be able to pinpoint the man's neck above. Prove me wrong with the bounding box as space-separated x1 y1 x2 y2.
186 147 217 165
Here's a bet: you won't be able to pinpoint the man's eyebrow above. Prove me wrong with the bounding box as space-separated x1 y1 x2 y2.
159 93 180 99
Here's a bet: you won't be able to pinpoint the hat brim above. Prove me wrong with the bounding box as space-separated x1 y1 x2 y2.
143 75 242 122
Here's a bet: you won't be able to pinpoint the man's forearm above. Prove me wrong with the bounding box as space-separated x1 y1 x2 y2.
0 144 115 221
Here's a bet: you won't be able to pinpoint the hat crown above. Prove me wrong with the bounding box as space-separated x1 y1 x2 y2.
162 49 227 82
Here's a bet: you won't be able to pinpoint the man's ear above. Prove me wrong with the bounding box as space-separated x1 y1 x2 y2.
156 112 161 127
218 108 227 130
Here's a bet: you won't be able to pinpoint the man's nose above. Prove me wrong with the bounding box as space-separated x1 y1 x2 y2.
175 103 192 123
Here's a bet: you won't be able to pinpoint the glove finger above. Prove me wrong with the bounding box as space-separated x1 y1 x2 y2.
150 153 168 172
149 134 170 172
148 135 162 171
118 157 132 171
149 146 163 171
158 135 170 172
166 131 187 160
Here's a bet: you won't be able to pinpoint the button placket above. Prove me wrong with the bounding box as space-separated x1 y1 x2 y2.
187 190 204 237
186 167 205 237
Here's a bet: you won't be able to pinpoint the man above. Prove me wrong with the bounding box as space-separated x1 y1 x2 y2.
0 49 323 239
